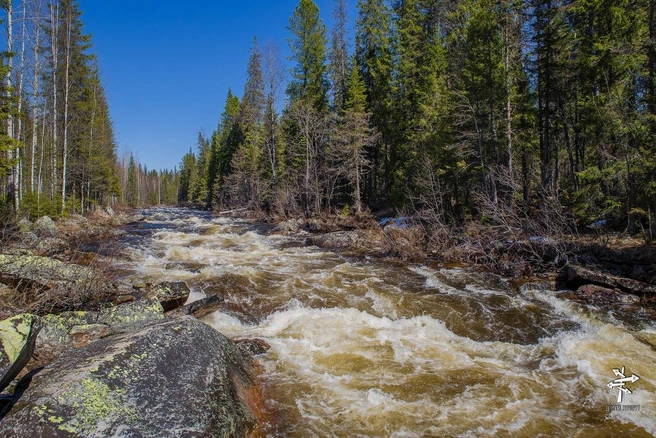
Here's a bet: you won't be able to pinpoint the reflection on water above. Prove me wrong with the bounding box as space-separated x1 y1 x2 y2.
117 208 656 437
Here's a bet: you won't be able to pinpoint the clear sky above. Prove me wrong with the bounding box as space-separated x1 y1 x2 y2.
81 0 356 172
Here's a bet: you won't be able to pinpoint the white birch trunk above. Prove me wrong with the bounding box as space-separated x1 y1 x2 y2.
30 0 42 194
50 3 58 199
61 7 72 212
5 1 14 203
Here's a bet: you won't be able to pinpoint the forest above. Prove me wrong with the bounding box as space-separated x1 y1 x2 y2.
178 0 656 242
0 0 177 220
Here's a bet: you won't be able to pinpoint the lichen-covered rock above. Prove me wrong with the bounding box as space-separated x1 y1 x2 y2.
36 237 67 254
308 230 388 255
97 297 164 328
38 299 165 356
0 254 94 292
309 231 363 249
17 218 33 234
0 317 259 437
148 281 190 312
0 314 41 393
33 216 57 238
272 218 305 234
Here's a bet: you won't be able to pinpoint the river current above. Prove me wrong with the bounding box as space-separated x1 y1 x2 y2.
115 208 655 437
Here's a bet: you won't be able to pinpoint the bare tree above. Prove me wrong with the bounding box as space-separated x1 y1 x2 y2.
287 99 329 215
262 41 285 193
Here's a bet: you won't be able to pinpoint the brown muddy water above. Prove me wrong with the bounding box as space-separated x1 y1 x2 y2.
115 208 656 437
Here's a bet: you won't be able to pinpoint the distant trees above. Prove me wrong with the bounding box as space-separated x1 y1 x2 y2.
0 0 181 218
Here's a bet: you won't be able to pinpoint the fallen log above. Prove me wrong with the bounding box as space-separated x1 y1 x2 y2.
557 265 656 298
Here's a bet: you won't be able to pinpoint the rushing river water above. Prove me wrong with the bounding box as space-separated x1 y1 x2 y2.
115 208 656 437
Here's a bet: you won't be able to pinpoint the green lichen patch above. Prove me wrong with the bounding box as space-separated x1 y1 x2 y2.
51 377 136 435
106 351 148 383
98 298 164 327
0 314 37 363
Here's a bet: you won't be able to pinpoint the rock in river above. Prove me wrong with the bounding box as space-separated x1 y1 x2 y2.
147 281 190 312
0 317 259 437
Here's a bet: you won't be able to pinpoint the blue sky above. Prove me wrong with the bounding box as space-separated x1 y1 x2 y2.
82 0 356 172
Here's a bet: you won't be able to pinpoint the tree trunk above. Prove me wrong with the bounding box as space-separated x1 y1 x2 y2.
61 7 72 213
50 3 59 200
5 1 14 206
30 2 42 195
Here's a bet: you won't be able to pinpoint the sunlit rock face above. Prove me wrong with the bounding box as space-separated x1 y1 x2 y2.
0 317 258 437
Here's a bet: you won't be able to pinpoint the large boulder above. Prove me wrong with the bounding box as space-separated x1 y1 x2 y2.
308 230 389 256
555 284 641 305
33 216 57 238
0 317 259 437
0 314 41 393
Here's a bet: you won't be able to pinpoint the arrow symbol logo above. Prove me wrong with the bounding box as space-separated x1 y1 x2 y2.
608 366 640 404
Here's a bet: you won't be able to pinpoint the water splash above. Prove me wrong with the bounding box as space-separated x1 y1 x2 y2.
117 208 656 437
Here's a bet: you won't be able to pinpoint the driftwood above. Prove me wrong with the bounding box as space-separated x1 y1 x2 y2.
166 295 224 319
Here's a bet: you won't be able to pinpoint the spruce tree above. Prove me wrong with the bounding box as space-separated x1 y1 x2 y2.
287 0 329 111
332 60 379 213
329 0 349 110
355 0 393 202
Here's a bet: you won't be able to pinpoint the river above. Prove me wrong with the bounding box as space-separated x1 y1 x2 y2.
114 207 655 437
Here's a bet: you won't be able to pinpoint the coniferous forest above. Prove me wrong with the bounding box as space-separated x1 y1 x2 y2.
0 0 178 220
3 0 655 241
177 0 656 242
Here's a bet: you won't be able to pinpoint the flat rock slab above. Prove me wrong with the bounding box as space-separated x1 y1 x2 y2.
0 317 258 437
0 254 94 292
0 314 41 393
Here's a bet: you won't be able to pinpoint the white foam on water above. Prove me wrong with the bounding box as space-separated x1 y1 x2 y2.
122 209 656 436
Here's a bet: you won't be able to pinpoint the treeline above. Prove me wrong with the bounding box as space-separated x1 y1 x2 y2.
0 0 177 219
181 0 655 239
119 153 178 208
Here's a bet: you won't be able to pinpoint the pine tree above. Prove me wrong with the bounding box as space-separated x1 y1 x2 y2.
391 0 448 204
178 148 197 204
125 154 138 207
228 39 266 208
191 133 210 204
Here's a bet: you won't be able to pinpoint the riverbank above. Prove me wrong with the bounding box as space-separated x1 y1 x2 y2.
224 209 656 309
0 207 266 436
